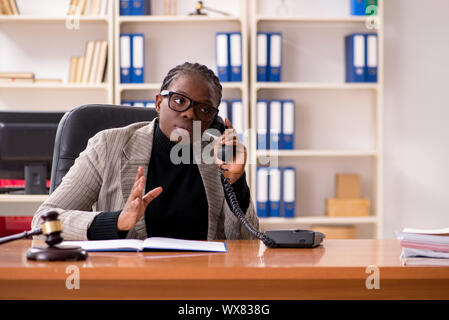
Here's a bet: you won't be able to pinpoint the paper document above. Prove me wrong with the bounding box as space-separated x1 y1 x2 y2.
402 227 449 235
401 257 449 266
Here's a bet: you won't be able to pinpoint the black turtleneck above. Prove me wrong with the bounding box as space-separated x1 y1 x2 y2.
87 121 250 240
144 122 209 240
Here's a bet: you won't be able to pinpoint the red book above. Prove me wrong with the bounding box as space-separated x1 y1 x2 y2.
0 179 50 188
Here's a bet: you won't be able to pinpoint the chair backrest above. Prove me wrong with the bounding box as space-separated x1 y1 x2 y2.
50 104 158 193
50 104 225 194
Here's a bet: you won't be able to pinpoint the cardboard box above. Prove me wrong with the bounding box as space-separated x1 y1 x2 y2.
326 198 370 217
311 225 357 239
336 174 360 198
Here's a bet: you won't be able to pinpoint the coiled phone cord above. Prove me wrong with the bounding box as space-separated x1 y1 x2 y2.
220 169 276 248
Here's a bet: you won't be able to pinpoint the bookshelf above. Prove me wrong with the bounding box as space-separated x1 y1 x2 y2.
0 0 114 111
0 0 114 218
249 0 384 239
0 0 384 240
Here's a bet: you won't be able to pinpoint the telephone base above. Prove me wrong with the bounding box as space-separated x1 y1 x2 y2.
264 229 325 248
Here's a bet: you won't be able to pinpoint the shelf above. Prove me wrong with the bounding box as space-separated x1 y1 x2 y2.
118 83 161 91
260 216 378 227
0 194 48 203
255 82 379 90
119 82 244 91
250 0 384 239
256 15 369 23
256 150 378 157
118 15 241 24
0 16 109 23
0 194 47 216
0 83 109 90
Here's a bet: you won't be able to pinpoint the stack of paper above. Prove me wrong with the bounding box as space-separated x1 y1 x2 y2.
397 227 449 266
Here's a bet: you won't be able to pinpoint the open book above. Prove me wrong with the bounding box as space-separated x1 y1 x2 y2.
60 237 227 253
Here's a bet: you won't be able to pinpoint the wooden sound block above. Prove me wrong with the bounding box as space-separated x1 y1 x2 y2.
26 245 87 261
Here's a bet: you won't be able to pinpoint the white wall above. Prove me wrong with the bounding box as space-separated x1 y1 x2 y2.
383 0 449 238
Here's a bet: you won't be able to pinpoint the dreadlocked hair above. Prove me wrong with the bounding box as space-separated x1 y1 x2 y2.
160 62 222 107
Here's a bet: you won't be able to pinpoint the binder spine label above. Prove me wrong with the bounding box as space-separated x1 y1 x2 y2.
281 100 294 150
350 0 366 16
345 34 365 82
256 168 269 218
131 34 144 83
218 99 229 121
282 168 295 218
229 32 242 82
268 167 281 217
131 0 143 15
231 100 244 141
269 100 281 150
257 33 268 82
120 34 131 83
366 34 378 82
256 100 268 150
269 33 282 82
120 0 131 15
216 33 229 82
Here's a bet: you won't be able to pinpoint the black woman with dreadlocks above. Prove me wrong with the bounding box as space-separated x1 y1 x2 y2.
32 62 259 241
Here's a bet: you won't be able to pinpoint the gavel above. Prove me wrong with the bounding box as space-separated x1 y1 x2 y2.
0 211 87 261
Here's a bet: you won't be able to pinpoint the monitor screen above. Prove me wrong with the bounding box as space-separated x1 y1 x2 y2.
0 111 64 194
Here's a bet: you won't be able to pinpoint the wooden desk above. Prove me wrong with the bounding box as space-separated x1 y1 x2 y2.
0 239 448 299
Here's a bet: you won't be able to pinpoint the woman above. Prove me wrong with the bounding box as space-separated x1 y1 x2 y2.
32 62 259 241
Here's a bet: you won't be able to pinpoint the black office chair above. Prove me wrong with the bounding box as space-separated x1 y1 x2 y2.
50 104 225 194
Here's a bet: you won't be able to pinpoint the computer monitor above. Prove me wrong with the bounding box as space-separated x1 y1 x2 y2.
0 111 64 194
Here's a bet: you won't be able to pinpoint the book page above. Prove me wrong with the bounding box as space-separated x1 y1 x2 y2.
61 239 144 251
142 237 227 253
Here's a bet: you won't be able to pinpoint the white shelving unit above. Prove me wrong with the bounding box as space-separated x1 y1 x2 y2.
249 0 384 238
0 0 114 110
0 0 384 240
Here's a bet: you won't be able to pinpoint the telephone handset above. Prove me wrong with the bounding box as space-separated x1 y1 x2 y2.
207 117 325 248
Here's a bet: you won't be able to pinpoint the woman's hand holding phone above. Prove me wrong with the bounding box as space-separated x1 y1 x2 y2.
213 118 247 184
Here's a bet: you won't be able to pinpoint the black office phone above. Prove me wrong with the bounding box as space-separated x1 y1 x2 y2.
206 122 325 249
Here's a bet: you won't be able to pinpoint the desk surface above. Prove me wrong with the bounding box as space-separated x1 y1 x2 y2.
1 239 448 299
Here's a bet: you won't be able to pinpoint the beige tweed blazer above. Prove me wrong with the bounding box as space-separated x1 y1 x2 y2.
31 119 259 241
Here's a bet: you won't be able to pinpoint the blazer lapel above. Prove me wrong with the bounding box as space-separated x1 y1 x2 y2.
120 119 156 239
195 142 224 240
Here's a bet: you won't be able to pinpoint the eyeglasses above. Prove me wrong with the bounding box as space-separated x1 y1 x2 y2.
160 90 219 122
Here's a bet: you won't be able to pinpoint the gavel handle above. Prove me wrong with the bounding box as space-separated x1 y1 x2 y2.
0 228 42 245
